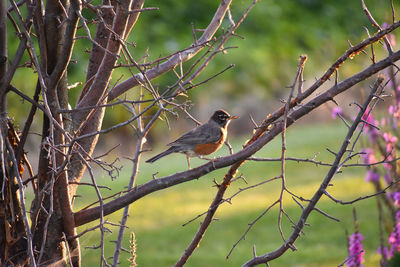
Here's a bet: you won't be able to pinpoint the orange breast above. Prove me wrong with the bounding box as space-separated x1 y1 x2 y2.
193 136 225 156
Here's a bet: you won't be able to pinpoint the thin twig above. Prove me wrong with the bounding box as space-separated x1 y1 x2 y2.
242 76 384 267
324 180 399 205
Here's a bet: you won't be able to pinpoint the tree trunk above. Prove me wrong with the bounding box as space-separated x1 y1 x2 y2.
29 0 78 265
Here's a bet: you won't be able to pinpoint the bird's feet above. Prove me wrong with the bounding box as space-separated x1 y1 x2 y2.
199 156 220 169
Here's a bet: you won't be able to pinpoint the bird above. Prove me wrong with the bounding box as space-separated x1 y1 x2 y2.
146 109 238 168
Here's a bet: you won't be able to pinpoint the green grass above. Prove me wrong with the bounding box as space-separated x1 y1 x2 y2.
75 122 384 266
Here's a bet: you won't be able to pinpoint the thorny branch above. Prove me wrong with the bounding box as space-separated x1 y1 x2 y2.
107 0 234 100
242 76 384 267
324 180 400 205
73 18 400 266
277 55 307 243
74 33 400 227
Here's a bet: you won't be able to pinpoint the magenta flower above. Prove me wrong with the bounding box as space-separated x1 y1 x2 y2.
397 86 400 106
382 23 396 46
388 105 399 129
382 132 397 170
392 193 400 207
347 232 365 267
389 33 396 47
332 107 343 119
383 155 394 170
360 148 377 165
385 68 394 88
389 105 398 116
365 170 380 183
388 212 400 257
362 107 375 124
384 173 392 185
377 245 389 259
361 107 379 142
383 132 398 153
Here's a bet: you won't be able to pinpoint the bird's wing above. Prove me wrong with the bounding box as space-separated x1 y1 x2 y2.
167 124 222 146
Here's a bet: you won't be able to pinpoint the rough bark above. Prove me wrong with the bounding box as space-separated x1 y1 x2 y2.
30 0 80 265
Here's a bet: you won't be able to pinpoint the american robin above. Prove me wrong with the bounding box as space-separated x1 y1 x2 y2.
146 109 238 168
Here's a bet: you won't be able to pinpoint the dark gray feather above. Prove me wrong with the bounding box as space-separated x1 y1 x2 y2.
167 124 222 146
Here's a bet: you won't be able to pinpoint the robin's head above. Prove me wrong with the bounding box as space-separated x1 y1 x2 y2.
210 109 238 127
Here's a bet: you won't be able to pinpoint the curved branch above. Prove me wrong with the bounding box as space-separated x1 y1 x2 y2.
241 76 384 267
68 1 134 198
107 0 232 101
74 49 400 226
110 17 400 102
48 0 81 90
74 0 131 117
175 53 306 267
124 0 145 39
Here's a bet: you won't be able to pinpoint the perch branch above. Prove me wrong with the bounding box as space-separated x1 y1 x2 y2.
74 48 400 226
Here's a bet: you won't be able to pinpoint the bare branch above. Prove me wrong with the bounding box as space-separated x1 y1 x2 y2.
313 207 340 222
48 0 81 90
323 180 399 205
74 46 400 226
2 133 37 266
361 0 393 54
107 0 234 100
227 200 280 259
276 55 306 242
242 76 384 267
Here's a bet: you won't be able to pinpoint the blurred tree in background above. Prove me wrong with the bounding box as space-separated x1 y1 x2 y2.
9 0 394 131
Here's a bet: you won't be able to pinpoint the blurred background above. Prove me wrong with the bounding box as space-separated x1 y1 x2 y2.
8 0 399 265
9 0 395 148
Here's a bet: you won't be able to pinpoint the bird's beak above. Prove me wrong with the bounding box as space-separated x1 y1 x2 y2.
229 115 239 120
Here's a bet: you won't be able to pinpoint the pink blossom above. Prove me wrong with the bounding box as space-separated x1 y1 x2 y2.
347 232 365 267
361 107 379 142
331 107 343 119
388 212 400 257
389 34 396 47
384 157 393 171
362 107 378 126
389 105 397 115
383 132 398 153
392 192 400 207
360 148 377 165
382 132 397 170
397 86 400 105
385 68 394 88
382 23 396 46
388 105 399 129
381 117 387 127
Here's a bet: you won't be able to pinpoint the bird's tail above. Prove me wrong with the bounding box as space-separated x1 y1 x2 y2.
146 147 178 163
